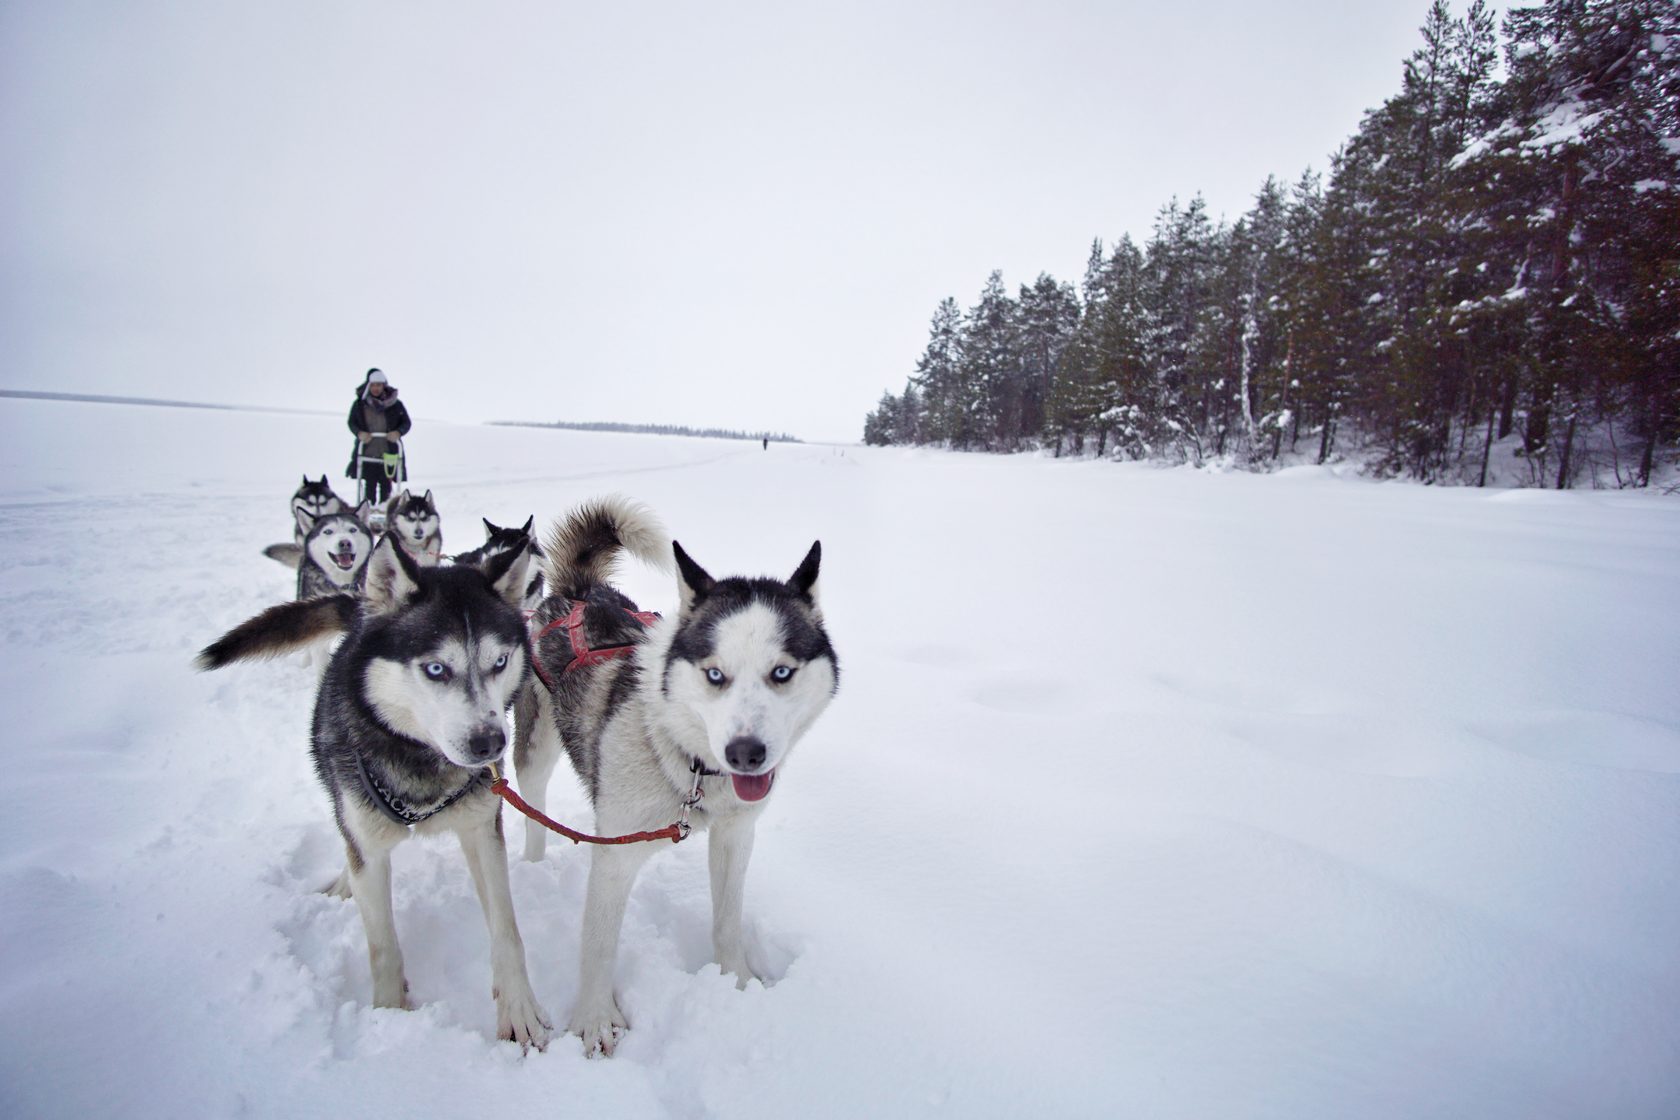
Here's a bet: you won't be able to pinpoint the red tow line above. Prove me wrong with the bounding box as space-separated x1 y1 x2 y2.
488 765 690 845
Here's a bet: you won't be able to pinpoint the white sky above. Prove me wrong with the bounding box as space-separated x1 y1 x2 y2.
2 1 1474 442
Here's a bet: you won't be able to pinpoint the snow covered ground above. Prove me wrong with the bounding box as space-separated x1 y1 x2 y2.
2 396 1677 1119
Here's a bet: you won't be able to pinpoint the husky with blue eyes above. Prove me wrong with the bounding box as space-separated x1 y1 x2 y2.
514 495 839 1057
195 534 552 1051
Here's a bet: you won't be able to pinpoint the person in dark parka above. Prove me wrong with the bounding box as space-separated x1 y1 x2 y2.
346 368 412 506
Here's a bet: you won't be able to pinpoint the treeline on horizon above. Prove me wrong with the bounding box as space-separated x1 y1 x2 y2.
864 0 1679 488
492 420 801 443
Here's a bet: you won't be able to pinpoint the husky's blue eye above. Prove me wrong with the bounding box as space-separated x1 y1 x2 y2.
770 665 795 683
705 667 727 686
491 653 509 672
423 661 450 681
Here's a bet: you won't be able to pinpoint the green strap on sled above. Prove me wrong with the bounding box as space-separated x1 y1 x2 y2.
381 451 400 478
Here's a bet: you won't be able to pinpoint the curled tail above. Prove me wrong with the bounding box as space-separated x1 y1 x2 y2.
195 595 359 671
542 495 671 600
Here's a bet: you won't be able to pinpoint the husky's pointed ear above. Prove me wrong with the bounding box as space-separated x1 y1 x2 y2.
478 542 532 610
353 500 373 526
789 541 821 603
364 535 423 613
482 517 497 538
294 506 318 535
319 474 330 487
519 515 534 539
423 489 433 507
673 541 714 615
301 473 310 487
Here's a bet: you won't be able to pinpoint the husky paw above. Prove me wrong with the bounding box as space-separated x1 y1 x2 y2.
570 1003 629 1058
720 954 764 990
321 869 352 899
494 985 552 1053
372 978 414 1011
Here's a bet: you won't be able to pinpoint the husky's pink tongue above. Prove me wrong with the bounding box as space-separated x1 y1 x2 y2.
730 770 775 802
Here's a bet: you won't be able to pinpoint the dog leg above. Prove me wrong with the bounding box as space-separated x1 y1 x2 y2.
346 839 410 1009
708 811 763 987
569 841 656 1057
513 687 563 863
457 808 552 1051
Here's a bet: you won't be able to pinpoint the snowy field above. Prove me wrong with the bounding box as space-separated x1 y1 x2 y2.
2 396 1678 1119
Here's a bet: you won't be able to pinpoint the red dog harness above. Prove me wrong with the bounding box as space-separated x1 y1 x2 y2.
529 600 661 691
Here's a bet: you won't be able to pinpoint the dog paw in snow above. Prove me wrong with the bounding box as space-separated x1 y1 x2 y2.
495 985 552 1052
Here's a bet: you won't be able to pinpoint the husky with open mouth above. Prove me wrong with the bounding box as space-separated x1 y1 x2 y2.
262 475 348 569
514 495 839 1057
296 501 374 600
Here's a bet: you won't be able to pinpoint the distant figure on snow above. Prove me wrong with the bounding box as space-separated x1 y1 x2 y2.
346 368 411 507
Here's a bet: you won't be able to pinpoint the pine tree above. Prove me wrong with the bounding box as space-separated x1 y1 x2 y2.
911 298 966 447
1144 197 1220 461
1082 236 1155 457
1016 273 1082 451
960 272 1022 450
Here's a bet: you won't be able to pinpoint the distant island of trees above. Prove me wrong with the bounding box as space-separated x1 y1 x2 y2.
863 0 1678 489
491 420 801 443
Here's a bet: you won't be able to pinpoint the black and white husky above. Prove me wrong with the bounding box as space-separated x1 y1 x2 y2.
384 489 442 565
515 496 839 1057
452 516 544 611
195 536 551 1049
292 475 345 542
261 475 347 568
295 502 375 600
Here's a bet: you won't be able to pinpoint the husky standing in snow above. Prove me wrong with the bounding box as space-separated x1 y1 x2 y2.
195 536 551 1050
451 516 544 611
515 496 839 1057
383 489 442 565
294 502 375 600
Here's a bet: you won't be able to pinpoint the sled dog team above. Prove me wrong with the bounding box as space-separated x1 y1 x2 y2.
201 478 839 1055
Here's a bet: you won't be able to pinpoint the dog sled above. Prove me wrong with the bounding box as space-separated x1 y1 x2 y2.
354 437 403 531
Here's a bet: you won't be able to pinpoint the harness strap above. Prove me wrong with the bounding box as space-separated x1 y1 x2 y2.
529 600 661 692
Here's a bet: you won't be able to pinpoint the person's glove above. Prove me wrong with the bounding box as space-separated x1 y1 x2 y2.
358 431 372 444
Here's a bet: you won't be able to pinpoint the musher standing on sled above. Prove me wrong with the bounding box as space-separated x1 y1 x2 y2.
346 368 411 512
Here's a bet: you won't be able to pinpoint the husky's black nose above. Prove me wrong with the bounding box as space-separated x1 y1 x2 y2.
467 726 506 763
724 735 767 772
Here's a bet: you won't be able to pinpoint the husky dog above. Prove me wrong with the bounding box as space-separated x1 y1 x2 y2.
385 489 442 565
293 475 345 541
195 537 551 1049
262 475 347 568
516 496 838 1057
452 517 545 611
295 502 374 600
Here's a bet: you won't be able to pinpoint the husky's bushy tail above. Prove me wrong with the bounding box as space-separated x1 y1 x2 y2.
262 542 303 568
543 495 671 600
194 595 358 671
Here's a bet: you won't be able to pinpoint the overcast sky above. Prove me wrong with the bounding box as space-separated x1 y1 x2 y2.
2 1 1479 442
